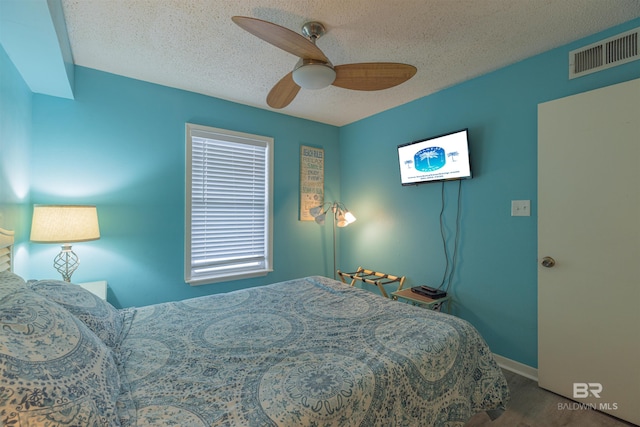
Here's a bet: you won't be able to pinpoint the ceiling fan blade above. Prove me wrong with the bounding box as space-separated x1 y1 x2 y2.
232 16 329 63
267 72 301 109
333 63 417 91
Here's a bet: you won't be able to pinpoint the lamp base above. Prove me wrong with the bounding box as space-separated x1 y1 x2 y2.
54 244 79 282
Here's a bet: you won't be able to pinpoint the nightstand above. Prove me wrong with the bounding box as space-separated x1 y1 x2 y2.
392 287 450 312
78 280 108 300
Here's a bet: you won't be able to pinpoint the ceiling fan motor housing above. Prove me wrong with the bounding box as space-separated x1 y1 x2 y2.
301 21 327 41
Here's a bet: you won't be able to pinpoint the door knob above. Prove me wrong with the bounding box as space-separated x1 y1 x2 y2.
541 256 556 268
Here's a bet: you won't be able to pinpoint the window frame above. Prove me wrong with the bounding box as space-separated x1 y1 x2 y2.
185 123 274 285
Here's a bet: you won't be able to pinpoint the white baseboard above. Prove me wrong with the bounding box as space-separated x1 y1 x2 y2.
493 353 538 382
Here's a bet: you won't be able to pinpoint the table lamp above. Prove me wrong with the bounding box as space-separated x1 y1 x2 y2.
30 205 100 282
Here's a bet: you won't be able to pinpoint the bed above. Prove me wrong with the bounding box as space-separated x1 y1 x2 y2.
0 228 509 426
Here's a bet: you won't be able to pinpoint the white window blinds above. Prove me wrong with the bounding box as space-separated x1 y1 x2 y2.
186 124 273 285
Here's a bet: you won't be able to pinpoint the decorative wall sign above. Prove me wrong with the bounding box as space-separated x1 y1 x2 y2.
300 145 324 221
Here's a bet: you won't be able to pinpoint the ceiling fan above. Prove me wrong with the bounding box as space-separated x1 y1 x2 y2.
232 16 417 109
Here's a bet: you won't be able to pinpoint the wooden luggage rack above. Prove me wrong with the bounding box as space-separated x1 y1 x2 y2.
337 266 406 298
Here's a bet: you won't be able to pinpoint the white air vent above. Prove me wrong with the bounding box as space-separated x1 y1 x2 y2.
569 27 639 79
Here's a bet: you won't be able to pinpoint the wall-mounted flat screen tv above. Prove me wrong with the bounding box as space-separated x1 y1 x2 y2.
397 128 472 186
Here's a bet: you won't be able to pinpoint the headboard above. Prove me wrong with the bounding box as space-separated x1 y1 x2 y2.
0 228 15 272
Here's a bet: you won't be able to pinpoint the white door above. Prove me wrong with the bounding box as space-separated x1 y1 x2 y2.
538 78 640 425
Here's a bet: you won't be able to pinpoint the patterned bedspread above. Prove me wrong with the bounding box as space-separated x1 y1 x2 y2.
118 276 509 426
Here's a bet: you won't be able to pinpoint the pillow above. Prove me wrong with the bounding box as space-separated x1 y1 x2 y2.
0 288 122 426
0 270 27 299
27 279 128 349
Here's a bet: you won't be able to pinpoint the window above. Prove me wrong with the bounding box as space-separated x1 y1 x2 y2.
185 123 273 285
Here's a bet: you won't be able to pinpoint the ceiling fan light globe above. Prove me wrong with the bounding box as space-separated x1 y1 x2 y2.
292 63 336 90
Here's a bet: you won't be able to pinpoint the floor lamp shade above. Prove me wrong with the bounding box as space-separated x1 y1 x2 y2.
30 205 100 282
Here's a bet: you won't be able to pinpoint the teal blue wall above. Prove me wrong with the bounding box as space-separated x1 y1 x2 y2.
25 66 340 308
338 18 640 368
0 46 31 251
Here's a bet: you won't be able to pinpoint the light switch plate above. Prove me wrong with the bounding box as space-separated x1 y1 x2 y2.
511 200 531 216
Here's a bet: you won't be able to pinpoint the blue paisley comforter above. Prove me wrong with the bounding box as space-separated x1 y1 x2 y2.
118 276 509 426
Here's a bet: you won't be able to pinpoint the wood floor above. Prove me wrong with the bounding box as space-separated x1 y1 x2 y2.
465 370 637 427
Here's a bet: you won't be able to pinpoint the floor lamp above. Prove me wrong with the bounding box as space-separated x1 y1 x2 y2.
309 201 356 279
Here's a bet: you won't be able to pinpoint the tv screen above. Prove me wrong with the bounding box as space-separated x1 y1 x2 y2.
397 128 472 185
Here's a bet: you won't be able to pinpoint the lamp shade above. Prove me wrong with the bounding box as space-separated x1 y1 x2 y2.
30 205 100 243
309 206 323 217
344 211 356 224
336 210 349 227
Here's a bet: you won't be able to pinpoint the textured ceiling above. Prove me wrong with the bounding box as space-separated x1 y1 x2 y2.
61 0 640 126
